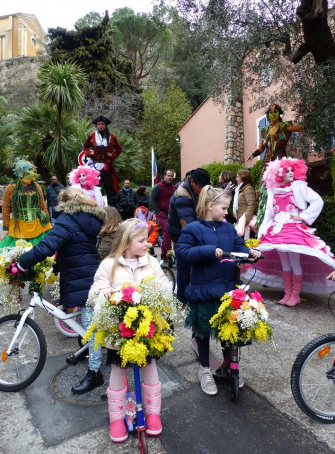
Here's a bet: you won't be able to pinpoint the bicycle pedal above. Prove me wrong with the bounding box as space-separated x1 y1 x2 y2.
66 354 79 366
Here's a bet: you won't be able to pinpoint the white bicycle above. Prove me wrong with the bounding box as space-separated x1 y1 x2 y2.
0 291 88 392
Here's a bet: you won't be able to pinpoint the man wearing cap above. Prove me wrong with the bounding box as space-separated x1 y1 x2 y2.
83 115 122 207
168 168 211 305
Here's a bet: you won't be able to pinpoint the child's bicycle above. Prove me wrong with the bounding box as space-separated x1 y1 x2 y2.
291 291 335 423
192 251 263 403
0 288 88 392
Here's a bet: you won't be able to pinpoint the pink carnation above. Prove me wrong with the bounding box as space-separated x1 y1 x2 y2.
231 289 246 301
146 322 156 338
249 291 263 302
119 322 136 338
122 286 138 303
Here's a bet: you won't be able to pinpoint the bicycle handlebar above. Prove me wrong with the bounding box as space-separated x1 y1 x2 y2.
221 251 264 264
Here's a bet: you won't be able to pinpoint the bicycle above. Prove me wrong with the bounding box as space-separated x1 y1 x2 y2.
147 246 176 292
192 251 263 402
53 298 80 338
0 288 88 392
291 291 335 423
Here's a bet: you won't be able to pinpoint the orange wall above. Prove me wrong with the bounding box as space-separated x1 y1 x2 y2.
179 98 227 177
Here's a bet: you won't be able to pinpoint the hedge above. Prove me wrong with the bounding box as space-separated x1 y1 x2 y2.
202 161 246 186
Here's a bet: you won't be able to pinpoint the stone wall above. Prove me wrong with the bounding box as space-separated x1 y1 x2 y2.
224 94 244 164
0 56 45 105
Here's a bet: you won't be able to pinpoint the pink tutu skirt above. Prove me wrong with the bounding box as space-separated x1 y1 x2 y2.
243 222 335 294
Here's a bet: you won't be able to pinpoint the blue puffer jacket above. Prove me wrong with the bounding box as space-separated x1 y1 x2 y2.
175 220 250 303
19 198 106 308
168 178 198 243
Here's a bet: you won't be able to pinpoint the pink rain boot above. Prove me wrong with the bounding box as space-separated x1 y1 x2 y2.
277 271 292 305
107 387 128 443
284 275 303 307
142 382 162 436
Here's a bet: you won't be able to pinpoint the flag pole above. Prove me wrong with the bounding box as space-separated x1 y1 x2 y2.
151 147 154 187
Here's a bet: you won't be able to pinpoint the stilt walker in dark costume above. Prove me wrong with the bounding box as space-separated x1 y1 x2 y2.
83 115 122 207
247 104 304 228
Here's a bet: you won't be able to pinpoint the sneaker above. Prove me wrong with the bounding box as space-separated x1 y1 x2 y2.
239 373 244 389
198 366 217 395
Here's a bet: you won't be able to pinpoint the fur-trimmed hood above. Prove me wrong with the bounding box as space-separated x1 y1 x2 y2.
56 198 107 224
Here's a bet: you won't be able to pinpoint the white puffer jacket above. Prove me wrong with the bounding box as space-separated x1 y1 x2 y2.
89 254 172 299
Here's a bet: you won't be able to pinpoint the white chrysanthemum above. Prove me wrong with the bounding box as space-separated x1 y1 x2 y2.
132 291 141 305
112 291 123 304
248 299 259 310
237 309 259 329
260 308 269 321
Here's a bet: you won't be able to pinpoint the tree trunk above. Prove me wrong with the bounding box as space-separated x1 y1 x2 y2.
292 0 335 64
57 96 66 184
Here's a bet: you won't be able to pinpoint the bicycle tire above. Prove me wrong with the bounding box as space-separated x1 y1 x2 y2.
229 369 239 403
54 317 79 338
161 265 176 292
139 430 148 454
291 333 335 423
0 314 47 392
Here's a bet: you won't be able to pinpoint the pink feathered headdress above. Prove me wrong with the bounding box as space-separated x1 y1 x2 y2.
68 166 100 190
262 158 308 189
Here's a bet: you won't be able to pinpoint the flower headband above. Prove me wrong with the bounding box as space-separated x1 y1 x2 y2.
130 210 148 233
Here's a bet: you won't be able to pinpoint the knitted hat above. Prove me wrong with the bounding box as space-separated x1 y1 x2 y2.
190 168 211 187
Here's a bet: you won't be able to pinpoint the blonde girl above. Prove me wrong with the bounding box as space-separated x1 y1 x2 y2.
175 186 260 396
89 218 171 443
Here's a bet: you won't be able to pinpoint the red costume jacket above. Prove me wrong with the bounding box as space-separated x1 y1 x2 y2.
83 131 122 193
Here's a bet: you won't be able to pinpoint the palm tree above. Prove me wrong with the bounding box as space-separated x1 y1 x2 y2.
112 128 144 183
38 61 87 183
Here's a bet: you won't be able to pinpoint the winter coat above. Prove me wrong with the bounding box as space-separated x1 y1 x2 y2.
137 193 149 209
97 232 116 260
89 254 171 297
175 220 250 303
168 178 198 243
117 187 138 212
19 198 106 308
47 182 64 208
235 183 256 223
258 180 324 239
147 220 159 246
150 180 177 215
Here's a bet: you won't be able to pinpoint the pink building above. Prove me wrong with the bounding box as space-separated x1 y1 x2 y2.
178 93 331 193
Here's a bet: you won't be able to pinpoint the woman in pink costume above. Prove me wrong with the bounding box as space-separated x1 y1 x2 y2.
69 166 103 208
245 158 335 306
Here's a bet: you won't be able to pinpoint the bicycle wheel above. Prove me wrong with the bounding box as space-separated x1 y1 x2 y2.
161 265 176 292
291 333 335 423
0 314 47 392
229 369 239 402
138 430 148 454
54 317 79 338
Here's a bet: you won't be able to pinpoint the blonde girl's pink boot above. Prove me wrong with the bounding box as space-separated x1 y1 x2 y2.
277 271 292 305
284 274 303 307
142 382 162 436
107 387 128 443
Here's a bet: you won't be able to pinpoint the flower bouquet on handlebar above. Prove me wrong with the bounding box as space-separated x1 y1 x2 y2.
0 239 57 312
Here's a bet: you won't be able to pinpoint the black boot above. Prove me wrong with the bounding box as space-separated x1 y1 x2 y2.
71 369 104 394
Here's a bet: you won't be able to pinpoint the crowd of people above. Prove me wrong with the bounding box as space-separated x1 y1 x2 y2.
1 107 335 445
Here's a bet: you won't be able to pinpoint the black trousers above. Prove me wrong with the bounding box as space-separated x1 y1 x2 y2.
100 169 117 207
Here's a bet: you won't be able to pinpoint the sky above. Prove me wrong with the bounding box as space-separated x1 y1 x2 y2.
1 0 156 31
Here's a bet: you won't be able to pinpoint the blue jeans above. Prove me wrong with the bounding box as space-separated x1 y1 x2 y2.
175 249 191 306
80 306 102 372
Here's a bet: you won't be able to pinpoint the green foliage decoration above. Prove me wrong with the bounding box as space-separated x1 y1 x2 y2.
202 161 246 187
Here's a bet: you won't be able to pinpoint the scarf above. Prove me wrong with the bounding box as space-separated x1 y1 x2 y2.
233 183 243 217
95 130 108 147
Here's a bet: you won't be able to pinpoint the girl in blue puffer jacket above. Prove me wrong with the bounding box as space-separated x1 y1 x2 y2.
175 185 260 396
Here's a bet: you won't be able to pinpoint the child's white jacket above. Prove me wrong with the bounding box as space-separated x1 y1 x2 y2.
89 254 172 298
258 180 324 239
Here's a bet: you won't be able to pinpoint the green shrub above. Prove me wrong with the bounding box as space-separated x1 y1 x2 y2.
249 159 264 188
313 197 335 254
202 161 246 186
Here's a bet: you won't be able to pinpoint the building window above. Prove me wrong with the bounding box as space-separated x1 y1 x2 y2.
31 37 36 46
256 115 269 159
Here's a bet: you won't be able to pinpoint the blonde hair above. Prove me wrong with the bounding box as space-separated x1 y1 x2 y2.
59 187 98 207
196 185 231 219
106 218 148 279
100 207 122 236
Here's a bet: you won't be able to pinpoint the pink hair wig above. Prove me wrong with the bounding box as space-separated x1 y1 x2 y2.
262 158 308 189
68 166 100 190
